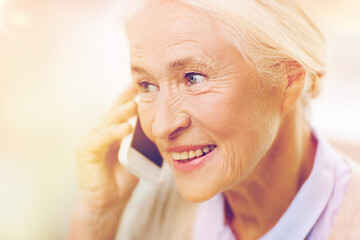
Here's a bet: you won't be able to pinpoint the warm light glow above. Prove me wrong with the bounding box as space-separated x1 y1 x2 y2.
0 0 5 31
0 22 5 31
12 11 30 27
0 1 359 239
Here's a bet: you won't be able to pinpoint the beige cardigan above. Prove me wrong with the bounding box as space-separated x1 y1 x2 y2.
117 157 360 240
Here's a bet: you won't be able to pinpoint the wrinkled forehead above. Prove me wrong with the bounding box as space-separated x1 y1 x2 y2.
126 0 223 57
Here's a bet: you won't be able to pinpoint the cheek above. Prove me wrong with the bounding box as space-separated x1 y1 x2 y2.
191 87 280 177
190 85 253 139
190 92 248 166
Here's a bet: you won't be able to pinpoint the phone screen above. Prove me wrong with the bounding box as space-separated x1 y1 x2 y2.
131 118 163 167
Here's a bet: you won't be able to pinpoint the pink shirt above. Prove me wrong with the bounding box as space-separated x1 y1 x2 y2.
193 132 351 240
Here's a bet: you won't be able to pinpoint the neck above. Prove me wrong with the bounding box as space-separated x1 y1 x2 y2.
223 106 317 240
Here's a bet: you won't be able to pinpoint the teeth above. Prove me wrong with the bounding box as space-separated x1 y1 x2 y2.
195 149 203 157
171 145 216 161
172 152 181 160
180 151 189 160
202 146 209 153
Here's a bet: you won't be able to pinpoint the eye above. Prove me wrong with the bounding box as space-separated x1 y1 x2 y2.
185 72 206 85
138 81 158 92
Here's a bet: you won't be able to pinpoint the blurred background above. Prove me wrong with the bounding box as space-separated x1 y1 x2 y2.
0 0 359 239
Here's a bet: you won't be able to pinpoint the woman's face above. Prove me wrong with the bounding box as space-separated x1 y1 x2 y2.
128 1 283 202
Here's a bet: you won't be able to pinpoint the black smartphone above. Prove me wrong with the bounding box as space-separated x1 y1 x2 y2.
118 117 164 183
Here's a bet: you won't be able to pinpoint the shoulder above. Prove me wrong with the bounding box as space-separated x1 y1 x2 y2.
329 156 360 240
116 164 198 240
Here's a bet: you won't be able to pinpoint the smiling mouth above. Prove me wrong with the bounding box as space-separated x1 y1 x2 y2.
171 145 217 162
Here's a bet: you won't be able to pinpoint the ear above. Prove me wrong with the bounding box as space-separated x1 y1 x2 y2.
281 61 306 115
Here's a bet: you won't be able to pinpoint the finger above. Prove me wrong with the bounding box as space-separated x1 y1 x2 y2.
95 100 137 132
79 123 133 162
114 161 139 199
105 140 122 167
110 83 138 111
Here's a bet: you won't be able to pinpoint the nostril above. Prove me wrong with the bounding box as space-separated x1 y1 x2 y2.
168 127 187 139
152 112 191 139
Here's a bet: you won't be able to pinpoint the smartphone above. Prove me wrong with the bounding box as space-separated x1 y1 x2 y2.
118 117 164 183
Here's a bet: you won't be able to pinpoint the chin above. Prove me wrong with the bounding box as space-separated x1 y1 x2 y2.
174 173 222 203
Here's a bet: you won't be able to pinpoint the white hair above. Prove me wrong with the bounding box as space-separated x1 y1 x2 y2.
117 1 328 237
121 0 327 107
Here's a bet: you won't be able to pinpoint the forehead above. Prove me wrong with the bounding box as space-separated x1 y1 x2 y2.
127 1 227 63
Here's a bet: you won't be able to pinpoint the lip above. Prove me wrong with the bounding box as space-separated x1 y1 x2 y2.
166 144 214 153
172 146 217 173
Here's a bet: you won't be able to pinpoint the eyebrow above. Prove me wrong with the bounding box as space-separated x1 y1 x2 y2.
131 65 148 74
131 57 210 75
167 57 209 70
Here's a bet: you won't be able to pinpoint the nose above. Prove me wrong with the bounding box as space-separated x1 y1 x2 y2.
152 100 191 140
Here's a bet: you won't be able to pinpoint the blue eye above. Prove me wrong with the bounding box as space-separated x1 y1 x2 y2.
138 82 158 92
185 72 206 85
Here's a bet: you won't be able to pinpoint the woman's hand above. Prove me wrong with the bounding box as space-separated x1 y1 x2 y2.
69 84 139 240
76 84 139 208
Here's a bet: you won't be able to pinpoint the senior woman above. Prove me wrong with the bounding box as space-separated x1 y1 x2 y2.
69 0 360 239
